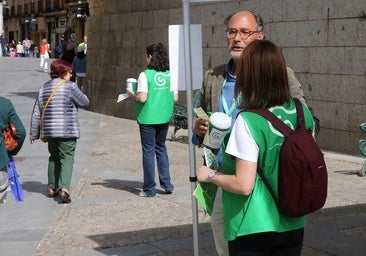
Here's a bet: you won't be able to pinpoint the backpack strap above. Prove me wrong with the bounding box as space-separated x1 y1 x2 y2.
293 98 305 130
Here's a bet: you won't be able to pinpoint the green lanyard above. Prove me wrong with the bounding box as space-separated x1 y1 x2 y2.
221 93 237 116
221 78 239 117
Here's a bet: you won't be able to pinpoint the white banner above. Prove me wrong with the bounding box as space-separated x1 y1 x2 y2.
168 24 203 92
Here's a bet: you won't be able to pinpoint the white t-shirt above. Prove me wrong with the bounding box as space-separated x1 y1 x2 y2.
137 71 178 94
225 115 259 163
137 72 149 92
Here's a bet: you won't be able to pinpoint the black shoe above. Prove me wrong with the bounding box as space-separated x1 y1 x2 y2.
165 189 173 194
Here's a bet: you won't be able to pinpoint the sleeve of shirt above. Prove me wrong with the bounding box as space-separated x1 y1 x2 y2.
137 72 148 92
191 132 200 145
225 115 259 163
287 66 305 102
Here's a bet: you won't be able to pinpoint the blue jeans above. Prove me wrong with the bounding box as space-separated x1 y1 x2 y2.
139 123 174 196
1 45 7 56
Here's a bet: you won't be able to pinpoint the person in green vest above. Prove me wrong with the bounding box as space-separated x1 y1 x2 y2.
197 40 315 255
192 10 321 256
127 43 178 197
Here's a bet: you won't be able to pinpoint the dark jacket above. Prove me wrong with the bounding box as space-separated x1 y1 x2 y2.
61 49 76 64
72 54 87 75
0 97 26 169
29 78 89 140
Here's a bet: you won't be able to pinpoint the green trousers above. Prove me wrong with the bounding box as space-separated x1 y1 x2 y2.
47 138 77 191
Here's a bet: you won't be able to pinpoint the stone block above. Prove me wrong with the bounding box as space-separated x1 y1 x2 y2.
307 100 365 133
298 73 365 104
317 128 363 155
329 19 366 46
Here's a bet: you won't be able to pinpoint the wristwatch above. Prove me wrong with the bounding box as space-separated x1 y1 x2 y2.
208 170 217 181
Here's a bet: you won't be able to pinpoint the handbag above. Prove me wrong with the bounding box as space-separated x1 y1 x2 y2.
3 122 18 152
44 44 50 59
44 49 49 59
39 80 66 142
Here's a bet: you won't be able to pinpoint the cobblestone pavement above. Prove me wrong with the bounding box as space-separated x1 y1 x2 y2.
33 114 366 256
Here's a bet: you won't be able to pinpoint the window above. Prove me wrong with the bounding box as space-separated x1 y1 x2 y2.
24 4 29 15
54 0 59 10
45 0 51 11
31 2 35 13
38 0 43 12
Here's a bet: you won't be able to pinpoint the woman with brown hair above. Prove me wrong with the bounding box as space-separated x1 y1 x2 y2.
197 40 316 255
30 59 89 203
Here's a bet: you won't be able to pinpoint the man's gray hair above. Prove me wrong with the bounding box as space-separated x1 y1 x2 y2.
224 11 265 32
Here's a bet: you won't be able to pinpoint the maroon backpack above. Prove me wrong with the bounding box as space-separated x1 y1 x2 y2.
246 98 328 217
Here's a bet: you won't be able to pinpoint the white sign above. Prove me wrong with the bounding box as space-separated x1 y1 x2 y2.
169 24 203 92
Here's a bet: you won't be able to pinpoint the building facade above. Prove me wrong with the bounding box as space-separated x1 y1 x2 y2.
1 0 89 55
85 0 365 156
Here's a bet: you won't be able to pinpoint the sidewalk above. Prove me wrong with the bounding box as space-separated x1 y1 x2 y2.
0 57 365 256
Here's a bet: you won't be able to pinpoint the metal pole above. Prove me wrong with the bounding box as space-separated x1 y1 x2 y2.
182 1 199 255
0 2 3 57
181 1 235 255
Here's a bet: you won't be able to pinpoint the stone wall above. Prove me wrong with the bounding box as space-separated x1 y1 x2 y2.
86 0 366 155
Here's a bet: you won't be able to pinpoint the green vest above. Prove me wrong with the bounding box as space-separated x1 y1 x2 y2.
135 69 174 124
222 99 314 241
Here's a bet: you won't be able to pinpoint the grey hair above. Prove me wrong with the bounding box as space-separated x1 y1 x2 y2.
224 11 265 32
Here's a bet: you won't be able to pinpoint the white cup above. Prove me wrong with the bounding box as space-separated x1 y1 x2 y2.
126 78 137 92
203 112 232 150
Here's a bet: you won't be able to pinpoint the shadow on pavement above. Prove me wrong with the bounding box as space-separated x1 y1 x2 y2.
12 91 38 99
304 203 366 255
91 179 142 195
87 222 215 256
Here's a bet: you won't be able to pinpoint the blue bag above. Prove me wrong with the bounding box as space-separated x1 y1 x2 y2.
7 155 24 202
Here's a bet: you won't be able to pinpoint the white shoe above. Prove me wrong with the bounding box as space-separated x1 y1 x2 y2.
138 191 155 197
139 191 148 197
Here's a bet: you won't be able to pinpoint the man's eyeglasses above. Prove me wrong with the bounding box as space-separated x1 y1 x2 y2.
225 28 260 40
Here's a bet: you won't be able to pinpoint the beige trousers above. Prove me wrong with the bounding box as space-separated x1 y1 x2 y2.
210 187 229 256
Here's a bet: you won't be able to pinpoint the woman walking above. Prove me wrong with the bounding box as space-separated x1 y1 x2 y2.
39 39 50 72
30 59 89 203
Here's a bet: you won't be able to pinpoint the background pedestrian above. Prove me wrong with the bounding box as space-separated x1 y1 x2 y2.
72 44 87 90
39 39 50 72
